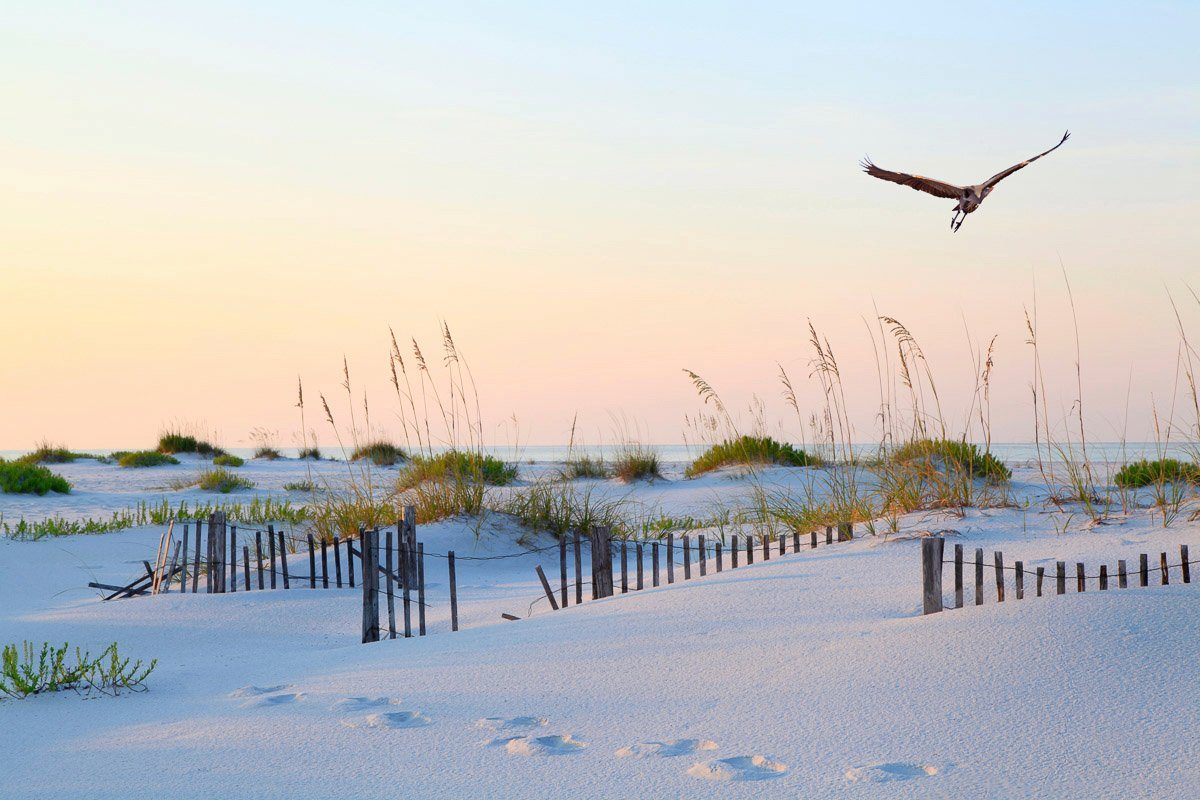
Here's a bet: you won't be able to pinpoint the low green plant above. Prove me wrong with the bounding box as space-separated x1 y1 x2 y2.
686 435 818 477
889 438 1011 481
398 451 517 489
1114 458 1200 488
350 441 406 466
283 480 316 492
1 497 307 540
0 641 156 699
501 480 629 539
157 430 225 457
17 442 99 464
561 456 610 480
253 447 283 460
297 447 322 460
197 467 254 493
212 454 245 467
117 451 180 468
612 445 661 483
0 459 71 495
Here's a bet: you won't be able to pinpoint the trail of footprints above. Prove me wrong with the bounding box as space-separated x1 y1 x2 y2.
227 687 939 783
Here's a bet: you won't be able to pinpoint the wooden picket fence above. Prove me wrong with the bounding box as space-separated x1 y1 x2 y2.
920 537 1197 615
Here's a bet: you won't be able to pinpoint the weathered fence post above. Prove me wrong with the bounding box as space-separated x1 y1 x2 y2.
448 551 459 632
417 542 427 636
1160 552 1169 585
192 519 203 593
667 534 675 584
921 537 944 615
321 538 329 588
699 535 707 577
974 548 984 605
732 534 739 568
401 537 412 638
385 530 397 639
1077 562 1086 592
180 525 189 593
825 525 833 545
590 526 614 599
746 534 754 565
333 535 342 587
307 534 317 589
652 541 660 587
994 551 1005 602
1118 559 1128 588
838 521 852 541
683 537 691 579
1036 566 1045 597
636 543 644 589
1056 562 1066 595
346 532 355 588
361 528 379 643
621 540 629 593
536 565 560 611
953 544 964 608
280 531 290 588
715 541 723 572
793 531 800 552
762 534 769 561
256 531 264 590
573 530 583 604
810 530 817 549
560 536 568 608
1099 564 1108 590
1015 561 1024 600
229 525 238 593
779 533 786 557
209 512 226 593
1139 554 1149 587
1182 545 1191 584
268 524 277 589
242 545 251 590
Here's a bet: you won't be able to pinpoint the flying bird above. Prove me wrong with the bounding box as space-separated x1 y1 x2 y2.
860 131 1070 231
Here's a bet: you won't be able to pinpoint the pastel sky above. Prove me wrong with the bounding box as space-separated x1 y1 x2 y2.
2 2 1197 450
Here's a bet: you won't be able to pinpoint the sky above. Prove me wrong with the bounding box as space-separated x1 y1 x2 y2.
2 2 1198 450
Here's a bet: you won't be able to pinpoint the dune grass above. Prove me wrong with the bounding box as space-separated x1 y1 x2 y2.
1114 458 1200 488
253 447 283 460
282 480 316 492
686 435 818 477
561 455 610 480
157 430 225 457
0 459 71 495
612 444 661 482
1 497 306 540
212 454 245 467
17 442 99 464
116 451 180 468
350 441 406 466
889 439 1011 481
197 467 254 493
297 447 322 460
501 480 628 539
397 451 517 489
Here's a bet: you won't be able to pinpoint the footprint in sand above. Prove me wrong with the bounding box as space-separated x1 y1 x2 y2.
616 739 718 759
474 716 549 732
688 755 788 781
241 692 306 709
844 762 939 783
343 710 432 730
333 696 400 712
491 734 587 755
228 685 290 699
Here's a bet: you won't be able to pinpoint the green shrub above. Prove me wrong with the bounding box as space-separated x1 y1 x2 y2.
350 441 406 466
1 641 156 699
1 497 307 540
297 447 322 460
282 480 316 492
253 447 282 460
117 451 179 468
0 460 72 495
212 454 245 467
612 445 661 483
157 431 225 457
197 467 254 493
1114 458 1200 488
562 456 610 480
890 439 1011 481
398 451 517 489
686 435 818 477
17 443 98 464
502 480 628 539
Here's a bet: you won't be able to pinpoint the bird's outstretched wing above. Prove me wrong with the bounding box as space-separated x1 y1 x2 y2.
860 159 963 199
981 131 1070 190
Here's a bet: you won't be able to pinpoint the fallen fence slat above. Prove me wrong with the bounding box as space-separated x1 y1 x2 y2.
536 565 560 611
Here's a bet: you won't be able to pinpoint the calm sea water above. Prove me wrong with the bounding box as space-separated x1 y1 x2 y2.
2 442 1196 464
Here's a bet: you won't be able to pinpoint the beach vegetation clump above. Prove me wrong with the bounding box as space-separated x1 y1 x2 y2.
398 451 516 489
1114 458 1200 488
0 641 156 699
116 451 179 468
157 429 225 457
282 480 316 492
350 441 406 466
297 447 322 460
612 444 661 483
197 467 254 493
17 442 98 464
889 438 1011 481
502 480 627 539
561 455 610 480
686 435 818 477
0 459 72 495
253 447 282 460
211 454 245 467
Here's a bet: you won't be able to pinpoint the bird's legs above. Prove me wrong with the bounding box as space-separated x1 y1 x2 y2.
950 209 962 231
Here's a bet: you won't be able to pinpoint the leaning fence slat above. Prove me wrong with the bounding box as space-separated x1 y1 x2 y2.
179 525 189 594
279 531 290 589
448 551 459 632
536 565 560 611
